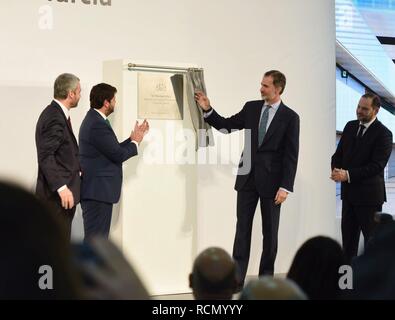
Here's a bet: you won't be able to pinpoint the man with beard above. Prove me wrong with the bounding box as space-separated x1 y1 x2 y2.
79 83 149 239
195 70 300 291
331 92 393 262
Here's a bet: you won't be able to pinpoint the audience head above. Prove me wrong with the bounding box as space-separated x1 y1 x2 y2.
0 181 82 299
239 276 307 300
189 247 237 300
287 236 346 300
352 219 395 299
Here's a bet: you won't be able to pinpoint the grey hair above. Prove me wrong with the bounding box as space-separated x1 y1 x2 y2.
53 73 80 100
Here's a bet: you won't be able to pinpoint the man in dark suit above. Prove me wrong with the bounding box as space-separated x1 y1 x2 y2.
331 92 392 262
79 83 149 239
35 73 81 240
195 70 300 290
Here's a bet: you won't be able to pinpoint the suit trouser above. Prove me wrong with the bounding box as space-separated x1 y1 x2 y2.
46 195 76 242
81 199 113 240
341 199 381 263
232 173 281 284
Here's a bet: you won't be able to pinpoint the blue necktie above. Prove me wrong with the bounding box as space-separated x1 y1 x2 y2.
258 106 270 146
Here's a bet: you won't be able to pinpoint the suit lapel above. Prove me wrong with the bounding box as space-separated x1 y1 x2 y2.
89 109 117 138
349 119 379 160
260 102 285 144
90 108 112 128
52 100 78 148
253 101 264 146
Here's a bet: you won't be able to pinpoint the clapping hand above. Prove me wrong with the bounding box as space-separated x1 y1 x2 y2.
130 119 149 144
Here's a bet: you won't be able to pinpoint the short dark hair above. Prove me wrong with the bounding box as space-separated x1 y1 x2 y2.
362 92 381 109
287 236 346 300
264 70 286 94
90 83 117 109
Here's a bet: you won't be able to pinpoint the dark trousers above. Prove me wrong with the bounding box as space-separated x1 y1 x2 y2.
341 199 381 263
81 199 113 240
232 172 281 284
47 195 76 242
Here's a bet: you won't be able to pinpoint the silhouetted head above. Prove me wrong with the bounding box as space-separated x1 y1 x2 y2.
239 276 307 300
0 181 82 299
352 221 395 299
287 236 346 300
189 247 237 300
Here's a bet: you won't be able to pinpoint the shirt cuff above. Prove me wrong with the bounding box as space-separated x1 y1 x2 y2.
280 187 292 194
57 185 67 193
132 140 139 147
203 108 214 118
346 170 350 183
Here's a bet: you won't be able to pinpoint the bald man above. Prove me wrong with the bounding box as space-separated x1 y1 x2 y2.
189 247 237 300
239 276 307 300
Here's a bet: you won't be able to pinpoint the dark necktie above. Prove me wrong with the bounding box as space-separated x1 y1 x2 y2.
105 119 111 128
357 124 365 139
258 105 271 146
67 116 73 132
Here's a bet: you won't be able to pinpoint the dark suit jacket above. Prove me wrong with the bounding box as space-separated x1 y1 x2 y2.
79 109 138 204
205 100 300 197
35 100 81 204
331 119 393 205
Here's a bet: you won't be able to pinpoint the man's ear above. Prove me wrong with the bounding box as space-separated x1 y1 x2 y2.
276 86 283 95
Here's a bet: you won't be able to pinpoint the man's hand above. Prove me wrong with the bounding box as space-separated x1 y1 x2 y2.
194 91 211 111
58 187 74 210
330 168 348 182
130 119 149 144
274 189 288 205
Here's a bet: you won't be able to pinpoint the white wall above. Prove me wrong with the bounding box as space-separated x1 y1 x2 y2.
0 0 336 281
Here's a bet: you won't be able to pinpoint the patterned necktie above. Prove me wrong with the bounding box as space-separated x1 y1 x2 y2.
357 124 365 139
258 105 271 146
105 119 111 128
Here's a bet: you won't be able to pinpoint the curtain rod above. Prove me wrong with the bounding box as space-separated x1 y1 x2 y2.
126 63 203 73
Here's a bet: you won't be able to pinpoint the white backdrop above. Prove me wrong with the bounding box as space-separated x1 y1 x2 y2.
0 0 337 291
